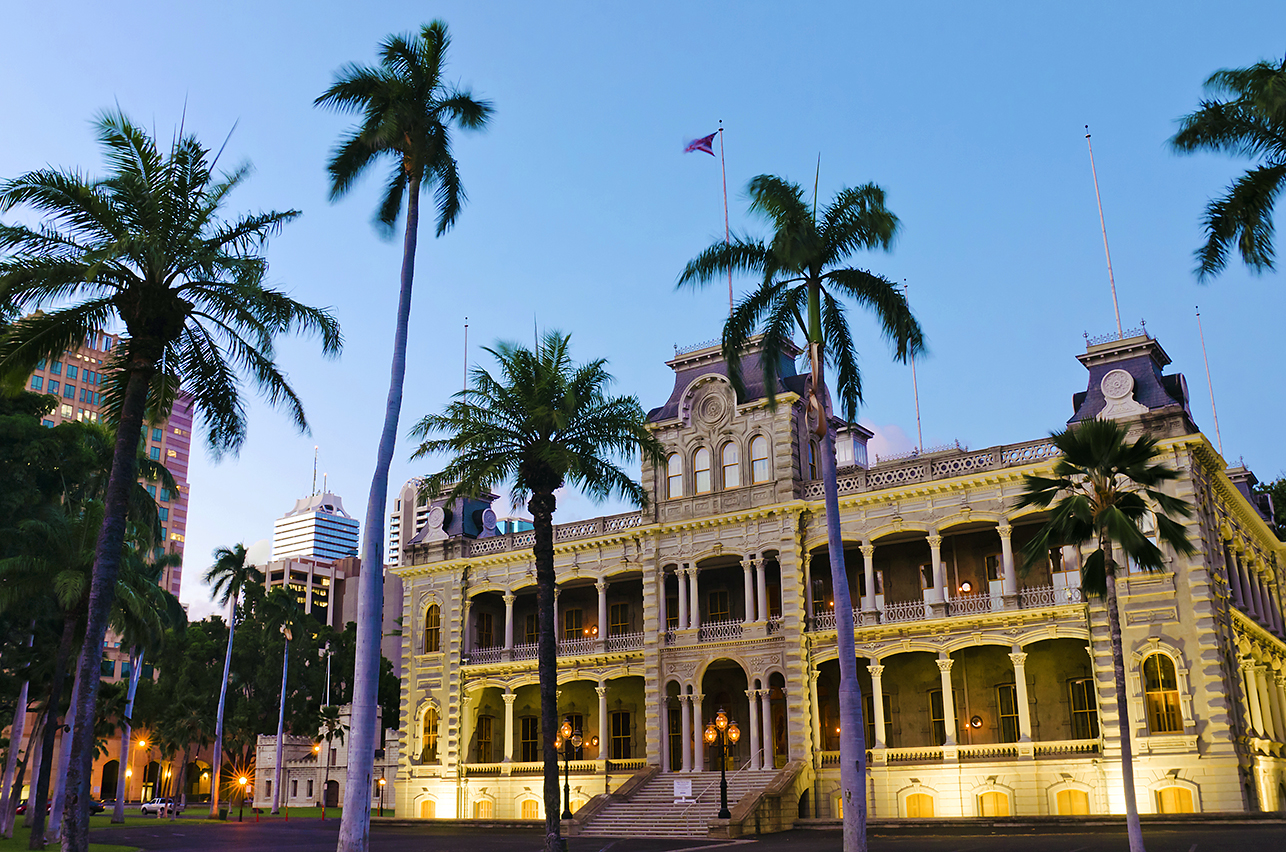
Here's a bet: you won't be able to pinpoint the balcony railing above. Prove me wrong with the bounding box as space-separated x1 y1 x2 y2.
557 636 598 657
512 642 537 661
466 646 503 665
1020 585 1084 607
946 592 996 617
606 631 644 652
882 599 931 624
697 619 743 642
464 758 646 777
808 584 1084 633
463 511 645 557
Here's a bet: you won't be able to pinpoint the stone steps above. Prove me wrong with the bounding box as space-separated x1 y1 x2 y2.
578 770 778 837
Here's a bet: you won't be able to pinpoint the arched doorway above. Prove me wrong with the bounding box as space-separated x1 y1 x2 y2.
700 660 750 771
100 760 119 801
325 779 339 807
186 761 211 800
141 760 160 801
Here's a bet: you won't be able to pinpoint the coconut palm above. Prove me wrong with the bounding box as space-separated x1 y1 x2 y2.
0 112 340 852
203 543 264 819
411 332 663 852
1170 56 1286 279
262 588 303 815
314 22 491 851
1016 417 1195 852
317 705 348 819
678 174 922 852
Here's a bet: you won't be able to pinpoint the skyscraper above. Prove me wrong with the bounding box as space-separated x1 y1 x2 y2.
272 491 361 562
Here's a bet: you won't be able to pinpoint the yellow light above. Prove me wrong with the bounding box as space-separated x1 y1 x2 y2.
239 777 248 786
313 744 320 753
378 778 386 787
202 771 210 779
704 725 717 744
138 740 147 748
727 723 741 744
715 710 728 730
125 769 132 778
559 720 572 739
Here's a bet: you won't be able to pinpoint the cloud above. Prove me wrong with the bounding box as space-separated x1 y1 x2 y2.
860 420 916 463
178 537 271 622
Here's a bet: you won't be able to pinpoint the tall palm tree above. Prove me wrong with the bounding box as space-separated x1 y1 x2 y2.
1016 417 1195 852
317 705 348 820
203 543 264 819
411 332 663 852
263 588 302 815
314 22 491 852
1170 56 1286 279
0 112 341 852
678 174 922 852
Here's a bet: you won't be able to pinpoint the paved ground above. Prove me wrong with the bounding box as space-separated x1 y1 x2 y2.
90 819 1286 852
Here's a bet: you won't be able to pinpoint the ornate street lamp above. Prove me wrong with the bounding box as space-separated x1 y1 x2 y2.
553 717 583 819
378 777 386 816
238 776 248 822
703 708 741 819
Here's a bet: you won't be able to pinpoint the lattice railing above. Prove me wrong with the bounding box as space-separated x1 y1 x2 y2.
558 637 597 657
946 593 995 617
698 619 743 642
463 513 641 556
930 451 995 477
606 631 643 652
882 599 931 624
467 536 513 556
1019 585 1084 608
999 440 1059 465
866 464 927 488
466 646 503 665
511 642 537 661
811 611 837 632
607 758 648 771
766 616 783 635
663 630 675 646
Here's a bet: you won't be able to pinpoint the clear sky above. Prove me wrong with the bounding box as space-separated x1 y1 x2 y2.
3 2 1283 620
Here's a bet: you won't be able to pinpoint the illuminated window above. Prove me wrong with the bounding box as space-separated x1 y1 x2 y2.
978 791 1009 816
693 447 712 494
1142 653 1182 733
167 449 177 458
520 716 539 762
520 799 539 819
997 684 1019 743
475 715 493 763
563 608 582 640
424 604 440 653
610 711 631 759
905 793 934 818
1056 789 1090 815
666 454 683 499
421 800 436 818
721 442 740 488
750 436 770 483
1156 786 1194 813
1069 678 1099 738
473 800 493 818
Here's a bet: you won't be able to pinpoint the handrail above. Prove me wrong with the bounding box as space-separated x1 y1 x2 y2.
677 755 754 821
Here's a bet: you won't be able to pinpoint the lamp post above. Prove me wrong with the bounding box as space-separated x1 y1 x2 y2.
238 777 248 822
553 717 582 819
703 709 741 820
377 777 386 817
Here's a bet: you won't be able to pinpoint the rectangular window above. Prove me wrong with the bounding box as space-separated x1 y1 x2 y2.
524 613 537 645
1070 678 1099 739
121 660 132 679
920 563 934 590
158 507 169 522
265 780 272 799
985 554 1001 582
152 427 163 441
159 488 170 502
562 608 582 640
610 711 631 759
476 612 494 648
475 715 493 763
50 361 62 375
150 446 160 460
291 779 298 799
666 595 679 630
863 693 893 748
101 658 115 677
306 779 313 799
62 384 75 399
48 380 60 394
708 590 730 622
30 376 43 391
669 701 682 771
928 690 960 746
521 716 540 762
609 602 629 636
66 365 78 380
767 584 781 618
997 684 1019 743
147 485 157 498
36 358 46 370
60 404 72 417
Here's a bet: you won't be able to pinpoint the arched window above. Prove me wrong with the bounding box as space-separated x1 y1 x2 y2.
808 441 819 480
666 454 683 499
721 442 740 488
1056 789 1090 815
420 799 436 818
978 791 1010 816
750 436 770 483
1155 786 1194 814
905 793 934 817
521 799 540 819
693 447 712 494
424 604 441 653
421 707 439 762
1142 653 1182 733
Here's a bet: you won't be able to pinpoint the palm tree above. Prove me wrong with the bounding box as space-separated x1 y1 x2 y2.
678 174 922 852
314 22 491 852
1016 417 1195 852
203 543 264 819
0 112 341 852
1170 55 1286 279
263 588 302 815
411 331 663 852
317 705 348 820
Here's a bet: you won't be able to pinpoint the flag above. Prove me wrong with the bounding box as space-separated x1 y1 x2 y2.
684 131 717 156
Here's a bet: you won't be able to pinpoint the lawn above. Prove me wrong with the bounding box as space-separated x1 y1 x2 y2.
88 806 344 827
0 826 137 852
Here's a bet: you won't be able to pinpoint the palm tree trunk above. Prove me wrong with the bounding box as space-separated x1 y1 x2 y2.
339 174 421 852
172 746 190 821
273 637 290 814
209 594 238 818
5 757 29 839
21 713 44 829
1102 537 1145 852
530 490 561 852
321 739 332 819
47 675 81 841
31 615 76 849
0 627 31 838
63 361 154 852
113 649 143 823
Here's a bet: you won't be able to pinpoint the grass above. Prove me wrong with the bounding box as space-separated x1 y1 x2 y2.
0 826 137 852
87 806 344 827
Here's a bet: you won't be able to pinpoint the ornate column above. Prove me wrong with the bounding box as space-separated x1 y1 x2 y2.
1275 672 1286 744
1254 666 1278 742
1238 554 1260 618
660 699 671 772
868 663 886 750
461 599 473 653
861 543 878 622
688 566 701 630
809 670 822 754
676 568 689 631
803 559 814 622
1009 650 1034 756
928 534 947 613
502 691 516 762
937 654 956 747
1227 547 1245 608
597 579 609 651
680 695 692 772
1242 660 1265 737
756 554 770 622
692 694 705 771
746 689 762 770
999 524 1018 606
597 682 609 758
553 587 561 645
743 557 757 623
759 690 773 769
503 592 515 652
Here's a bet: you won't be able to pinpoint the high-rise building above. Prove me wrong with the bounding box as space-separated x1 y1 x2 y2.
386 476 531 567
272 491 360 562
21 327 193 599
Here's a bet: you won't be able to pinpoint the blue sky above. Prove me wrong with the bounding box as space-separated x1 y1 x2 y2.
3 2 1283 618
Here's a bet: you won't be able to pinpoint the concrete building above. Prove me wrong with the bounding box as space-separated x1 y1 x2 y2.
263 555 359 630
273 491 360 562
389 332 1286 834
386 476 532 569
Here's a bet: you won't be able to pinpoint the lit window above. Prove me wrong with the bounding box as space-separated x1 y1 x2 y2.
997 684 1018 743
520 799 538 819
1057 789 1090 815
422 707 439 762
721 442 740 488
473 800 493 819
167 449 177 458
666 454 683 499
978 791 1010 816
693 447 711 494
750 436 770 483
424 604 440 653
905 793 934 818
169 533 183 542
1142 653 1182 733
173 427 182 435
1156 786 1194 814
520 716 539 762
31 376 43 391
1069 678 1099 738
475 715 493 763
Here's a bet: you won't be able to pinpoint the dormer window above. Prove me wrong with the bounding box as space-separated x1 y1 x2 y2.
666 453 684 499
694 447 712 494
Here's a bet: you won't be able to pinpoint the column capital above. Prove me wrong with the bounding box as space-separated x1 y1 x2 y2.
867 664 885 678
596 578 607 592
503 592 515 605
998 523 1013 539
809 669 820 683
553 587 560 600
927 534 943 548
502 692 517 705
861 544 875 559
595 685 607 698
936 657 954 673
1008 652 1029 668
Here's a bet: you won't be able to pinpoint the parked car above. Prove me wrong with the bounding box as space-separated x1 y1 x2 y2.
139 798 183 815
14 800 49 815
88 799 107 814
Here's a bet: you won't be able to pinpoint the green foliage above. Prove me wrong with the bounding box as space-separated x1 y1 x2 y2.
1254 475 1286 540
1016 418 1197 596
1171 56 1286 279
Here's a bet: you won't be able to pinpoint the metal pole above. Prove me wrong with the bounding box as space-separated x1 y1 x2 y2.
905 282 923 452
718 122 732 315
561 746 571 820
718 734 730 819
1196 306 1225 458
1085 126 1123 339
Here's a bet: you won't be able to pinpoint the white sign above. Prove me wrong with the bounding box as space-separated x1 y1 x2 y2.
673 779 693 802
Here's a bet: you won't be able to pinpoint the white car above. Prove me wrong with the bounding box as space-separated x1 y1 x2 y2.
139 798 183 816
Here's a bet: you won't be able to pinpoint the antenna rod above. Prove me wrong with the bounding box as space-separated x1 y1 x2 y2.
1085 126 1123 339
1196 306 1224 458
463 316 469 395
905 282 923 452
718 121 732 315
322 472 327 494
312 445 318 495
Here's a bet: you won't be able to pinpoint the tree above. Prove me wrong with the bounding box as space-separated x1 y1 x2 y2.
1170 56 1286 279
0 111 341 852
262 588 302 815
412 332 663 852
317 705 348 819
1016 417 1195 852
1254 475 1286 541
203 544 264 818
677 174 923 852
314 22 491 852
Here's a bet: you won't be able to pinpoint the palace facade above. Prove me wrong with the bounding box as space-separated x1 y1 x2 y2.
389 332 1286 833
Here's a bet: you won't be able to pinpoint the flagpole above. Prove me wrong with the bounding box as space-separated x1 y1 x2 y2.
1196 305 1224 458
1085 126 1123 340
905 282 923 452
718 121 732 315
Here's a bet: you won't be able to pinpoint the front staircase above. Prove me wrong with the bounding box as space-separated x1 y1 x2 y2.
577 769 779 838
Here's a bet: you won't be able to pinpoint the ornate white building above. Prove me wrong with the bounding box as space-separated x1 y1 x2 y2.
390 332 1286 835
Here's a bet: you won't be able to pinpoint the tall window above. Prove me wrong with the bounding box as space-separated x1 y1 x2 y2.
669 702 682 770
563 608 582 640
750 436 770 483
610 711 631 759
997 684 1019 743
525 613 537 644
564 714 585 759
929 689 947 746
666 454 683 498
708 590 730 622
666 594 679 630
424 604 440 653
1156 786 1194 814
1069 678 1099 739
808 441 819 479
863 693 892 747
978 791 1010 816
476 612 494 648
721 442 740 488
1056 789 1090 815
609 602 629 636
985 554 1001 582
693 447 712 494
475 715 493 763
1142 653 1182 733
422 708 439 762
473 800 493 818
520 716 540 762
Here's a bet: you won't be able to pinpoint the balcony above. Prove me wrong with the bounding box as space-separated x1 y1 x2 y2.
816 738 1098 767
463 758 648 777
463 632 645 668
807 585 1084 633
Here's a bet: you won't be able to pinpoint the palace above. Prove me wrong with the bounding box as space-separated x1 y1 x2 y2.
389 331 1286 836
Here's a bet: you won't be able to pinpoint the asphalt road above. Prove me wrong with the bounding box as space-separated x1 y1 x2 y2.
91 820 1286 852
